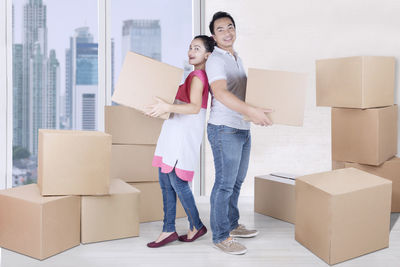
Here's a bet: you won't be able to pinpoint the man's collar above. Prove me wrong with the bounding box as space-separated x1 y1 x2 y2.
214 46 237 57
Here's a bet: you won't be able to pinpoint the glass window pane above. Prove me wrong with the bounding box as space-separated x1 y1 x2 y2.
12 0 98 187
111 0 193 98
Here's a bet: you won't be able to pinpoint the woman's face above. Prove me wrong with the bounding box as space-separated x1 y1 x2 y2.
212 17 236 50
188 38 210 66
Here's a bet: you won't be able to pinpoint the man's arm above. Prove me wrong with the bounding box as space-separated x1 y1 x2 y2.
211 79 273 126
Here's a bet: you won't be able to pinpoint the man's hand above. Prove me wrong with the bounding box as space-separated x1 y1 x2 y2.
246 106 274 126
144 97 171 118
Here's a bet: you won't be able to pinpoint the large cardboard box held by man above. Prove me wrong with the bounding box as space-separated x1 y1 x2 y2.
81 179 140 244
128 182 186 223
316 56 395 108
0 184 80 260
38 129 111 196
295 168 392 265
111 144 158 182
111 51 183 120
254 173 296 224
332 157 400 212
245 68 308 126
331 105 397 166
105 105 163 145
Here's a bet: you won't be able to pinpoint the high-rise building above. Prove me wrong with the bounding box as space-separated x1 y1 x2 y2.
66 27 98 130
30 42 46 155
122 19 161 63
65 37 73 129
111 38 115 98
45 49 60 130
13 44 23 147
76 86 97 130
23 0 47 156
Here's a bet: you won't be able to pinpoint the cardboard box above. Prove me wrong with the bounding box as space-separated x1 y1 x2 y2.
331 105 397 166
38 129 111 196
0 184 80 260
316 56 395 108
254 173 296 224
111 144 158 182
81 179 140 244
331 160 346 170
332 157 400 212
245 68 308 126
295 168 392 265
111 51 183 120
105 105 163 145
128 182 186 223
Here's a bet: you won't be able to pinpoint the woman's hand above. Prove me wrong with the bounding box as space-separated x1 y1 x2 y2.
144 97 171 118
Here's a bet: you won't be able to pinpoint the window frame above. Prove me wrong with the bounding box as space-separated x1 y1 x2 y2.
2 0 205 193
1 0 8 189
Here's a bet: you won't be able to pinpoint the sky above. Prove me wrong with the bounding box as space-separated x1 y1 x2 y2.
13 0 193 95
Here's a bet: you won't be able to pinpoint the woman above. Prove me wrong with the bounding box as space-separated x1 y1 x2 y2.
145 35 214 248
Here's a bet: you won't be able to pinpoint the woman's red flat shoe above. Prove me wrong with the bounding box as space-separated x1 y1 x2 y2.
147 232 179 248
178 226 207 242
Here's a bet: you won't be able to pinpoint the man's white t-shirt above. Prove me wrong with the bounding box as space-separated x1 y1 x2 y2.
205 46 250 130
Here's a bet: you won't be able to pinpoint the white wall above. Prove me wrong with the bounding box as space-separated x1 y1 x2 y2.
205 0 400 196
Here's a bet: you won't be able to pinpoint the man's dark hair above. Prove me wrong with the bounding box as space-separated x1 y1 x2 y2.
209 11 236 35
194 35 215 52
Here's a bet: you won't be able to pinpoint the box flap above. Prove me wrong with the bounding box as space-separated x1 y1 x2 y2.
108 179 141 195
0 184 69 204
298 168 392 195
255 173 296 185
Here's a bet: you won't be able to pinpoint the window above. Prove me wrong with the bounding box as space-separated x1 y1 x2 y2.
7 0 202 191
12 0 98 186
111 0 194 99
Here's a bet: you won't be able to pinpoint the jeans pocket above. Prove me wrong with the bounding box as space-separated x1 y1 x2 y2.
218 125 239 134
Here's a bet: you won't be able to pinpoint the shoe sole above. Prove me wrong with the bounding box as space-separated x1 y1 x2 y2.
230 232 259 238
213 245 247 255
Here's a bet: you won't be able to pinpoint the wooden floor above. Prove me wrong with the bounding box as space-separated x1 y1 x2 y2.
1 196 400 267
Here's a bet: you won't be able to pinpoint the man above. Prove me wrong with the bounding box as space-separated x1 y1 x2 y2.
206 11 273 255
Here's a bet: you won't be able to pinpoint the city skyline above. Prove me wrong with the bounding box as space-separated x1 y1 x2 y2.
12 0 193 186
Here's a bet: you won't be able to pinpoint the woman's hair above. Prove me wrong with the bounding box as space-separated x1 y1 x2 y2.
193 35 215 53
209 11 236 35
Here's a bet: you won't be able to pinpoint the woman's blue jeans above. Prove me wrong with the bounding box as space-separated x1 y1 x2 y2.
159 168 204 232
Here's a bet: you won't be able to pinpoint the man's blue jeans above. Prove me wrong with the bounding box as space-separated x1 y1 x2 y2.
158 168 204 233
207 123 251 244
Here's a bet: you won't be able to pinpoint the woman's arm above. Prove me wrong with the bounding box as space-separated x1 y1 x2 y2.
145 76 204 117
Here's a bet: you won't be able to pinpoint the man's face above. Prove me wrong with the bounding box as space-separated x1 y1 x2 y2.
212 17 236 50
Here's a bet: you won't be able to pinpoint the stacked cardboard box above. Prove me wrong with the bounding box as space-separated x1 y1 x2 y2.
105 105 186 222
81 178 140 244
0 184 80 260
293 55 397 264
0 129 142 259
296 168 392 265
332 157 400 212
316 56 399 211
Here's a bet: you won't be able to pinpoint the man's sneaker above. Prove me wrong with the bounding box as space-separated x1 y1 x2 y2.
214 237 247 255
230 224 259 238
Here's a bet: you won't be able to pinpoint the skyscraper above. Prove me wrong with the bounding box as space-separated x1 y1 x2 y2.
13 44 23 147
122 19 161 63
23 0 47 155
65 27 98 131
65 37 73 129
30 42 45 155
45 49 60 130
